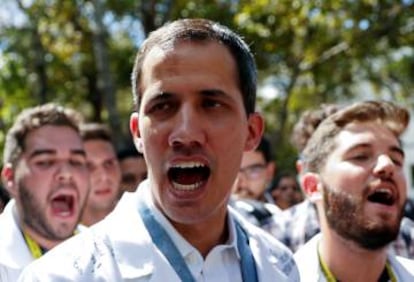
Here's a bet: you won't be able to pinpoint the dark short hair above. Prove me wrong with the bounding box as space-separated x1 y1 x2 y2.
117 146 144 161
131 18 257 115
269 170 298 192
3 103 83 167
256 136 273 163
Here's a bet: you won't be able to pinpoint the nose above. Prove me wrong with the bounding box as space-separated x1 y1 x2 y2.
56 161 74 183
236 173 248 187
168 104 206 149
373 154 395 178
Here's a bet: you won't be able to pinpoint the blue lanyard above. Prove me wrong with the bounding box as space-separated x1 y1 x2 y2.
137 200 258 282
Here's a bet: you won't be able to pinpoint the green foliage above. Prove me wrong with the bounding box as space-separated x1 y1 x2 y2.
1 0 413 171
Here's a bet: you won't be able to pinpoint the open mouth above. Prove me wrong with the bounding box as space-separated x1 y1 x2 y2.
367 188 395 206
168 162 210 191
51 195 75 217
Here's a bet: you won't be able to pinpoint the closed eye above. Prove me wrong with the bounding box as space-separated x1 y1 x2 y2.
390 155 404 167
35 159 55 168
350 154 370 161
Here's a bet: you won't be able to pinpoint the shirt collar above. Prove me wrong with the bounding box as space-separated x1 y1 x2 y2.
142 181 240 259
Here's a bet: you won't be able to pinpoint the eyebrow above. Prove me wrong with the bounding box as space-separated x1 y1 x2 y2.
347 143 404 157
200 89 229 97
150 88 229 99
29 149 86 159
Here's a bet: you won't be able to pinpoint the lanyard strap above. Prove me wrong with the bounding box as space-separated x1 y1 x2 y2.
138 200 258 282
23 232 43 259
318 246 396 282
23 229 79 259
235 220 259 282
138 201 196 282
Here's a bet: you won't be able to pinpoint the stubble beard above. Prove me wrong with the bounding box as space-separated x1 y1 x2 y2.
322 182 402 250
19 182 78 242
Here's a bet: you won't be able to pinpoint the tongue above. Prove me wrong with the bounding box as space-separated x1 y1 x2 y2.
51 198 71 214
175 173 203 185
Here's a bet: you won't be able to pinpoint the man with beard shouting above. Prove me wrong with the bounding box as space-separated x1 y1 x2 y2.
294 100 414 281
0 103 90 281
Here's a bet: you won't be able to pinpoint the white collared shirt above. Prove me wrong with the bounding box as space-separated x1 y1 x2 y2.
149 194 242 282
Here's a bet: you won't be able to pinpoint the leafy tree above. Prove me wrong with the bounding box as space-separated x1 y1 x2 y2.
1 0 413 171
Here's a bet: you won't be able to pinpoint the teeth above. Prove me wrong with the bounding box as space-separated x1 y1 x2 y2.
376 188 392 195
58 211 71 217
172 162 205 169
172 181 203 191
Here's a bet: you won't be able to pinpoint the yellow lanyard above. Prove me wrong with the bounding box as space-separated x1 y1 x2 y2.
23 229 79 259
318 248 397 282
385 262 397 282
318 249 336 282
23 232 43 259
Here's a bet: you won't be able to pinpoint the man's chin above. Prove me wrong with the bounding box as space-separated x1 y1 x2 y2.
354 225 399 250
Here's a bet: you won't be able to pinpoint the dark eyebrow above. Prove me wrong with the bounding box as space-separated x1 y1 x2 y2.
29 149 86 159
200 89 229 97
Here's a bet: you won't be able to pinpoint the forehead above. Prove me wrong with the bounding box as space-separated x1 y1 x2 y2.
24 125 83 153
140 41 238 92
241 150 266 167
334 121 400 152
84 140 116 160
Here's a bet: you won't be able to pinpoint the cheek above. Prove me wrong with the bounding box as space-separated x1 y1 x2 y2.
325 165 366 191
396 171 407 195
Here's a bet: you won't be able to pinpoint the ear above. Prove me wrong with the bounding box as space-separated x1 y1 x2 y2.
301 172 322 203
244 113 265 151
2 163 16 197
130 112 144 153
296 159 303 174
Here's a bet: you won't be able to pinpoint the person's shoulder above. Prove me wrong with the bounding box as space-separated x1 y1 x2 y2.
18 227 119 281
0 264 22 282
293 232 320 258
230 209 299 281
391 255 414 278
293 233 322 282
230 199 275 226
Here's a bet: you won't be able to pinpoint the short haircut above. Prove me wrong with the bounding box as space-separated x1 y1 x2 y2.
291 104 340 153
80 123 113 143
3 103 83 167
269 170 298 192
256 136 273 164
302 100 409 173
117 146 144 161
131 18 257 115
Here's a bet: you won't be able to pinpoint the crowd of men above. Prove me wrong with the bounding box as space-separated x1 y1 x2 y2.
1 18 413 281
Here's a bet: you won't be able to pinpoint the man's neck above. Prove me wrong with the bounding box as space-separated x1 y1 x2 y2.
81 206 112 226
171 210 229 258
21 225 61 252
319 229 388 282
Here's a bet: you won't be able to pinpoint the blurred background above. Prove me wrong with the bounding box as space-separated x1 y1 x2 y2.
1 0 414 190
